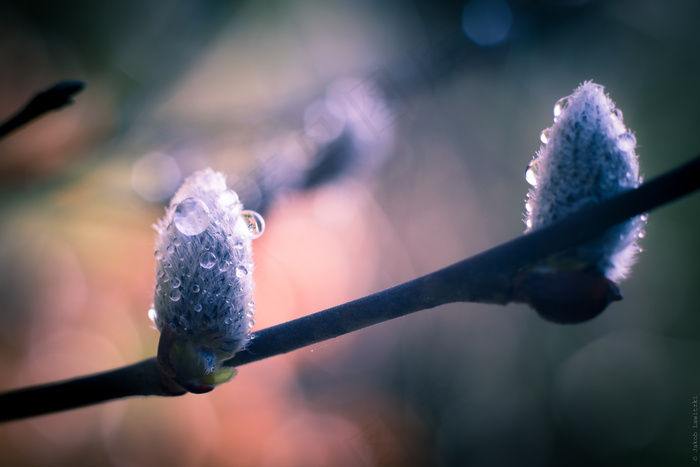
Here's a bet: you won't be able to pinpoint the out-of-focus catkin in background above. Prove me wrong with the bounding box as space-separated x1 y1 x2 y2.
0 1 699 466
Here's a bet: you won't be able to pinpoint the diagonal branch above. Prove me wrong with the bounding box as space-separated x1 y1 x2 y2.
227 153 700 366
0 359 163 422
0 81 85 140
1 154 699 422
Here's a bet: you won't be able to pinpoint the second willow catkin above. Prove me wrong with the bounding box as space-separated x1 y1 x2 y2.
517 81 645 323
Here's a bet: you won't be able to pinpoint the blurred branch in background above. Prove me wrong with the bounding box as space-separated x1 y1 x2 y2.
0 81 85 140
1 152 699 422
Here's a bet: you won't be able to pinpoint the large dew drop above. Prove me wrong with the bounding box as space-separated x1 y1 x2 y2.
525 160 538 186
218 259 232 272
241 210 266 239
200 251 216 269
553 96 569 121
174 198 210 236
169 289 181 302
525 199 534 213
617 132 637 152
235 265 249 278
218 190 239 209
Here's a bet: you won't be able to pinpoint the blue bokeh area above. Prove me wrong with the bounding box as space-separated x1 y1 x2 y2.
0 1 699 466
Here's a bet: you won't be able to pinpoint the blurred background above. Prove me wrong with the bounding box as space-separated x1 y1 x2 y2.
1 0 699 465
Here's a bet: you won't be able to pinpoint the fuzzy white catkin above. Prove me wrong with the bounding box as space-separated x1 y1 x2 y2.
149 169 264 380
525 81 645 283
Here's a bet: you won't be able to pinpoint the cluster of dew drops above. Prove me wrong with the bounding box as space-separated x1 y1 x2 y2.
524 89 647 241
148 189 265 331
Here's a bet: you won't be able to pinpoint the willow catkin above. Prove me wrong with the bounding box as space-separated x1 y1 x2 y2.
518 82 645 323
149 169 264 391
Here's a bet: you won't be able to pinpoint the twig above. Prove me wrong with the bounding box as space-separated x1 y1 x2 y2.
0 81 85 140
0 359 164 422
1 154 699 422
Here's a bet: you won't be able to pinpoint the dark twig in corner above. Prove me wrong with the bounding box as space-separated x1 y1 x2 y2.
0 81 85 140
1 154 699 422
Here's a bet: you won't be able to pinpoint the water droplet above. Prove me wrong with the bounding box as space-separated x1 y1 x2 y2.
241 210 265 239
200 251 216 269
613 108 623 120
192 284 200 293
640 213 648 222
154 250 164 260
525 218 533 229
148 307 157 323
617 132 636 152
248 320 255 329
638 175 644 185
553 97 569 121
155 284 162 293
245 311 254 319
194 303 202 312
525 160 538 186
539 128 551 144
219 190 239 208
207 296 215 305
171 277 181 288
637 230 646 239
248 300 255 309
218 260 232 272
234 240 244 250
173 237 182 247
167 245 175 255
235 265 249 278
162 275 170 283
525 199 534 213
224 317 232 325
174 198 210 236
170 289 181 302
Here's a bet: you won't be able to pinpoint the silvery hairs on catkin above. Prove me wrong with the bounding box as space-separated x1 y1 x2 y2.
525 81 645 283
150 169 264 373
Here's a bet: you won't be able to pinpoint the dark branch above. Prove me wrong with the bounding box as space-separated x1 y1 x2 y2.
0 358 166 422
228 153 700 365
0 81 85 140
1 154 699 422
